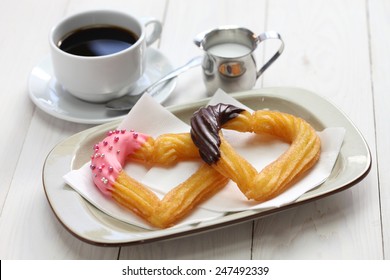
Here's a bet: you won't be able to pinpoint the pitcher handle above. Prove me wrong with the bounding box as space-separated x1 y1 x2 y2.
256 31 285 79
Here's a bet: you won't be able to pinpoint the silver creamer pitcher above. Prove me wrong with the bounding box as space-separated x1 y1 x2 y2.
194 26 284 95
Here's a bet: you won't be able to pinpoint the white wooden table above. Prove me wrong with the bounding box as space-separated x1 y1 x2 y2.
1 0 388 259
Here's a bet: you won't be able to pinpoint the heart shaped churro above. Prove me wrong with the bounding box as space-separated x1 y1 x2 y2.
90 130 228 228
190 104 321 202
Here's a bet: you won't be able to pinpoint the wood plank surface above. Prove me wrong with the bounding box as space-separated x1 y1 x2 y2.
0 0 68 214
368 0 390 259
0 0 388 260
253 0 382 259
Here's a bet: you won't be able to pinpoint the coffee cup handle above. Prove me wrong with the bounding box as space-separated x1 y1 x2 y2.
141 17 162 46
256 31 285 79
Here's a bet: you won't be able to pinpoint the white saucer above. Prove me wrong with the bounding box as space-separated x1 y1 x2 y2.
28 48 177 124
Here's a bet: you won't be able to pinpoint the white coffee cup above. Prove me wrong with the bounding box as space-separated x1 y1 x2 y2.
49 10 162 103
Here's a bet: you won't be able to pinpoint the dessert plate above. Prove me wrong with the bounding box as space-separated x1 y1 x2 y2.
28 48 176 124
42 87 371 246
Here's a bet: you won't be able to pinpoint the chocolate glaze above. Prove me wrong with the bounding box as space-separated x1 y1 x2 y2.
190 103 245 164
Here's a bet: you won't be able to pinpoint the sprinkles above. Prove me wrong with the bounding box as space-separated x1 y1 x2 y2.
90 128 149 195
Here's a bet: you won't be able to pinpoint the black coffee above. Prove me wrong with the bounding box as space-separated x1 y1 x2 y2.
58 25 139 56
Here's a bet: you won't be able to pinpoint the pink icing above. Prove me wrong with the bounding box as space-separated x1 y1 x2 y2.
90 129 150 196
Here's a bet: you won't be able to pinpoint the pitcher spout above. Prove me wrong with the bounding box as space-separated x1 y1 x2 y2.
193 31 205 48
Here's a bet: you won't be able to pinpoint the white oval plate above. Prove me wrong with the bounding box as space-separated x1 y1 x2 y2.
42 87 371 246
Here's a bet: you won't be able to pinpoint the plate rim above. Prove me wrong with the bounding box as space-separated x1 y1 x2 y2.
42 87 372 246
